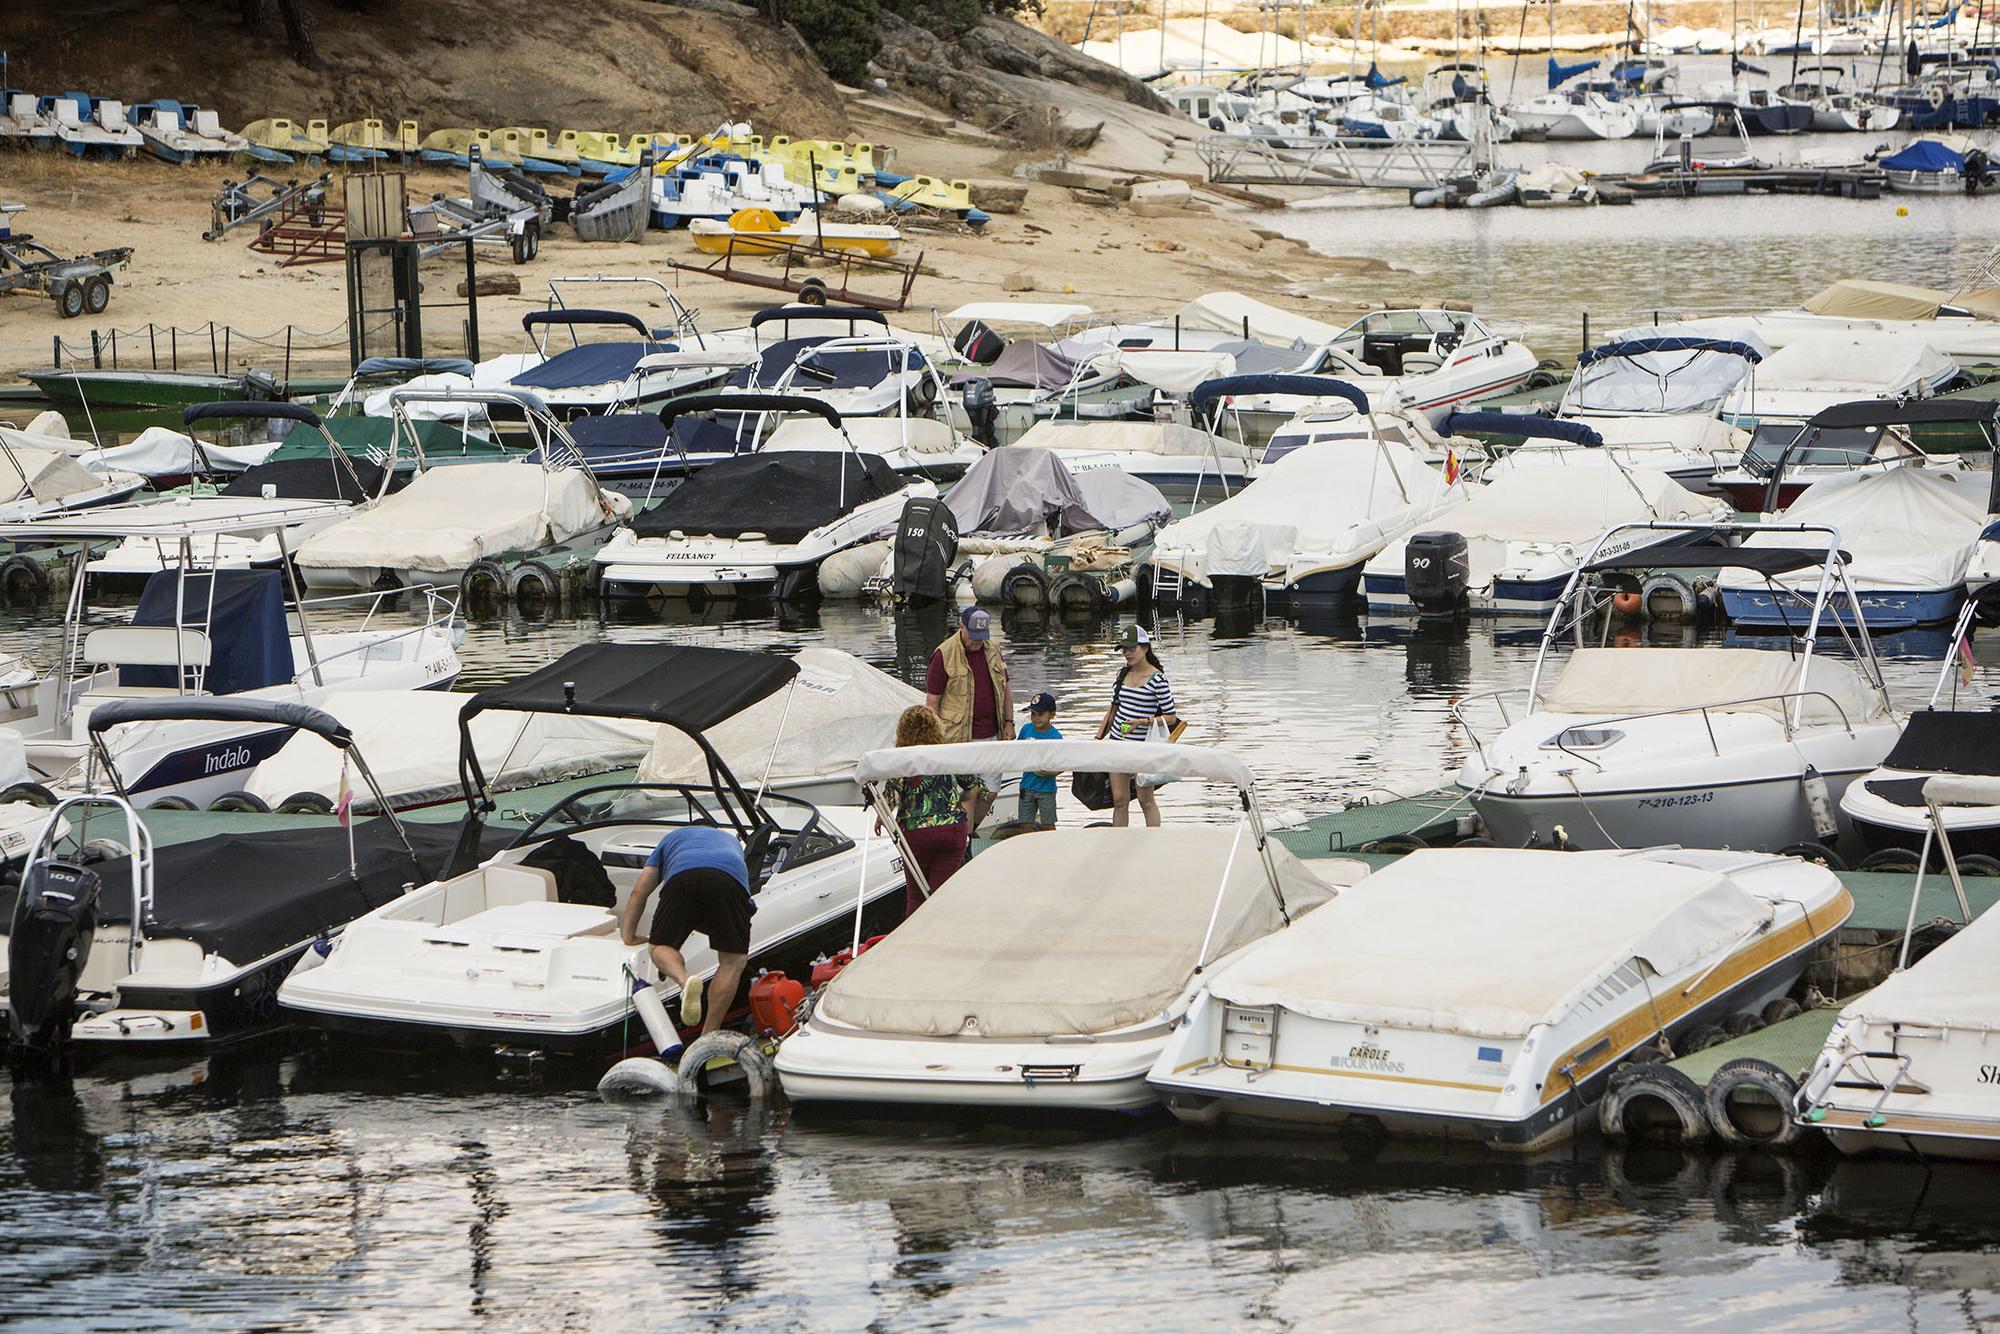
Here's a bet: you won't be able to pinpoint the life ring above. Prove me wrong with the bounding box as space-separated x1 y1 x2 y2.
207 791 272 814
1002 562 1051 609
673 1030 776 1098
0 555 51 605
459 559 510 610
1600 1062 1710 1144
276 791 336 815
1704 1057 1806 1148
1928 84 1949 111
508 559 561 613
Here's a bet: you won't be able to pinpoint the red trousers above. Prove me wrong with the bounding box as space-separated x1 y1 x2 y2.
900 821 967 919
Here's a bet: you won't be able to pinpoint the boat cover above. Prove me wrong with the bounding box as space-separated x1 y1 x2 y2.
296 465 619 572
1803 279 1956 322
1719 467 1987 592
1014 419 1252 460
1153 438 1447 579
1881 139 1964 173
957 341 1079 391
1563 339 1762 415
222 456 389 502
1210 848 1768 1039
632 453 903 543
510 342 650 391
1396 455 1722 545
732 337 921 392
1841 897 2000 1031
1108 349 1236 395
463 643 799 732
79 427 276 479
813 826 1336 1038
1209 340 1311 377
762 417 963 457
941 447 1165 537
1606 319 1774 358
1880 709 2000 776
122 569 293 694
0 445 103 504
246 689 655 811
1520 162 1589 194
1074 468 1174 532
1538 646 1887 726
640 647 919 787
1175 292 1343 348
0 820 489 965
1745 331 1956 394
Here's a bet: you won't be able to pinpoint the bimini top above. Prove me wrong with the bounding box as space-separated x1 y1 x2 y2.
1585 542 1842 576
1190 374 1367 415
353 356 477 379
661 391 841 428
632 451 903 543
1444 410 1603 447
520 308 654 339
1564 337 1763 415
1804 398 2000 430
1209 847 1772 1039
461 643 799 735
731 337 922 392
183 400 325 429
88 695 350 742
1882 709 2000 778
751 304 890 331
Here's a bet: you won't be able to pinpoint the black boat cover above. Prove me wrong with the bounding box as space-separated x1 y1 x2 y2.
184 401 325 428
122 569 293 694
222 455 388 502
1880 709 2000 777
631 452 902 543
88 697 350 742
1807 399 2000 429
729 336 920 392
460 642 798 731
1585 543 1844 576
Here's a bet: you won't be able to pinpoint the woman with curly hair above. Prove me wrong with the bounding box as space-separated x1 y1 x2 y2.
880 705 977 921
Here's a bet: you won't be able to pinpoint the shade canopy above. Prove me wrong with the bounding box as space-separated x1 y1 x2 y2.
88 696 351 743
659 392 841 427
520 308 653 339
1444 410 1603 446
1578 336 1763 366
1191 374 1367 415
460 643 799 734
354 357 477 378
1805 398 2000 429
183 400 324 428
750 304 889 330
1585 541 1840 575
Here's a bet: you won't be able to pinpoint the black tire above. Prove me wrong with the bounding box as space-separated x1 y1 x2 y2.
1680 1024 1731 1054
1859 846 1922 873
1723 1011 1765 1038
1002 562 1051 609
1357 834 1428 855
0 555 51 605
1761 997 1803 1025
511 226 533 264
508 559 560 613
207 791 271 814
673 1030 775 1098
1049 572 1105 615
78 838 128 865
1704 1058 1805 1148
58 281 85 319
275 791 335 815
0 781 57 807
1955 853 2000 876
796 278 828 307
1601 1062 1711 1145
1776 841 1846 871
459 558 509 610
85 275 111 315
147 795 198 811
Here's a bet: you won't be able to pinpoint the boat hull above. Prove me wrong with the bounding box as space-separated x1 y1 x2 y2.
1721 585 1962 630
1461 765 1873 851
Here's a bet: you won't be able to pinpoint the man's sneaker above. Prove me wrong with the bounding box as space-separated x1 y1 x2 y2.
680 974 705 1025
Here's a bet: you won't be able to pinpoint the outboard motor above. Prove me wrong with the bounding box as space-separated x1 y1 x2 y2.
961 376 1000 449
7 860 102 1054
1404 530 1470 618
953 319 1004 366
891 496 960 604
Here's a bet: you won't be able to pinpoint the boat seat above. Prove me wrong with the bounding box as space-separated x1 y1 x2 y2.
84 625 212 669
1401 352 1444 374
486 864 559 909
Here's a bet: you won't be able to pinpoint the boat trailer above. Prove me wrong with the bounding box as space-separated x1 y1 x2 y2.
203 173 332 241
0 203 133 318
411 144 553 264
667 234 923 312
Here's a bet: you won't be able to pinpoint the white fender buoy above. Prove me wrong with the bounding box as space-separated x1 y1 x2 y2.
598 1057 681 1097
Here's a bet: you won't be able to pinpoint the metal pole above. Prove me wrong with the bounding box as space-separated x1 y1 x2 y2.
273 525 326 687
1193 817 1248 972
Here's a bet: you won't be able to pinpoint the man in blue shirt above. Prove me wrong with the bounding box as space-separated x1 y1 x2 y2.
1016 691 1062 828
618 823 753 1037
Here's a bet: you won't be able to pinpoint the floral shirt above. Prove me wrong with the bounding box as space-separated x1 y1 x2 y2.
886 774 975 830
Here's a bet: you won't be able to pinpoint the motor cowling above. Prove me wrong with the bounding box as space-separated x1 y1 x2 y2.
960 376 999 449
1404 530 1470 617
891 496 960 605
952 319 1004 366
7 860 101 1053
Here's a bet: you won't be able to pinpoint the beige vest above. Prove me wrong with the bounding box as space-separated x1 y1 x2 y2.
934 632 1010 743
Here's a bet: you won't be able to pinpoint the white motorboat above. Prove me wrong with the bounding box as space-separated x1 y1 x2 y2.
1710 400 1970 514
0 430 144 523
1260 394 1469 467
594 393 930 599
1798 793 2000 1160
0 700 470 1052
1150 376 1460 611
1776 66 1901 130
479 277 730 419
1510 88 1642 139
1453 522 1902 852
1270 309 1540 426
1011 419 1252 502
1151 846 1850 1150
277 643 907 1060
1363 444 1728 614
1720 331 1957 429
774 739 1361 1113
733 324 945 423
294 390 631 592
940 303 1145 446
1668 282 2000 368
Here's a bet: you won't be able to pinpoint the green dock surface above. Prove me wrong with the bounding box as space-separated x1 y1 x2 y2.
1669 998 1857 1085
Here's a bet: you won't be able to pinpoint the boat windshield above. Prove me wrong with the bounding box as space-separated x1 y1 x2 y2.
511 782 854 876
1738 422 1909 475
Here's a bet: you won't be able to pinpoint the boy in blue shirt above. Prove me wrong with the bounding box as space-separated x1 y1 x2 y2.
1016 691 1062 828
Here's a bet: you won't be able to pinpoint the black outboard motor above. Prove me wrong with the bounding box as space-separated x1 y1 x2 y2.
953 319 1004 366
1404 530 1470 618
7 860 101 1054
891 496 960 604
961 376 1000 449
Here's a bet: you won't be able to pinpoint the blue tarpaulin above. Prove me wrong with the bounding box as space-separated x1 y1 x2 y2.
1881 139 1965 172
123 570 294 695
1443 410 1603 447
1548 56 1598 88
510 342 651 390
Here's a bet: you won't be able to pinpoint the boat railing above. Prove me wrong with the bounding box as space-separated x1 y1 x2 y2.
1453 684 1862 769
283 584 460 685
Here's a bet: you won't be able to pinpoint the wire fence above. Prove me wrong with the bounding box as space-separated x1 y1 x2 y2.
47 319 352 382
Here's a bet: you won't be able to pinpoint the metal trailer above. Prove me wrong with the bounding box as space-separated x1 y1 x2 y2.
667 233 924 312
415 145 554 264
0 203 134 318
203 173 332 241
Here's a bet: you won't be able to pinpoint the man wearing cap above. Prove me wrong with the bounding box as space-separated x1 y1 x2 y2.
925 606 1012 825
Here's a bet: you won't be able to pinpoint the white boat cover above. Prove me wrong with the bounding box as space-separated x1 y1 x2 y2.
1152 438 1448 580
1718 467 1988 593
855 739 1255 790
1014 419 1253 460
1174 292 1344 349
245 690 655 811
1520 162 1589 194
0 726 28 791
1562 343 1761 415
814 826 1336 1038
945 302 1093 328
1073 468 1175 532
296 465 622 572
363 362 534 423
1538 646 1889 726
1209 848 1770 1039
1739 331 1955 396
1107 349 1238 395
1399 455 1721 545
77 427 277 479
941 447 1167 538
639 646 919 788
1842 895 2000 1031
0 445 104 503
761 416 962 457
1803 279 1958 322
1927 773 2000 806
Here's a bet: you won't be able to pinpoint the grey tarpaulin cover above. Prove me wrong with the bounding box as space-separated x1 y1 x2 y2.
813 826 1339 1038
941 447 1169 538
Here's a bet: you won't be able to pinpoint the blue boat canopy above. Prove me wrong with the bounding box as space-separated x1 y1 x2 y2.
1364 63 1406 88
750 304 890 331
354 356 477 378
520 309 654 339
1190 374 1368 415
661 392 843 427
1881 139 1964 173
1548 56 1598 88
183 400 324 428
1579 336 1763 366
1444 410 1602 446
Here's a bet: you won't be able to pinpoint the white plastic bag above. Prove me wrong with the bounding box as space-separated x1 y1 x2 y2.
1137 717 1178 790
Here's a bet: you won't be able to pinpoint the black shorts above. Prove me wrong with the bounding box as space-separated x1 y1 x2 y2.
648 867 754 956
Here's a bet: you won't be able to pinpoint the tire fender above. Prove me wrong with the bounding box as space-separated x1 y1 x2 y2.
459 558 510 608
1704 1058 1806 1149
0 554 51 605
1601 1062 1711 1144
1002 561 1051 609
508 558 560 612
674 1030 776 1099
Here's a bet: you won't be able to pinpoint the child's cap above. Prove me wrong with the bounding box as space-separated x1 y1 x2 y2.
1024 691 1058 714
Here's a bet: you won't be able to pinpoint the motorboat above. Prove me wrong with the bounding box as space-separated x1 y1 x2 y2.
1841 603 2000 861
1719 331 1957 429
1271 309 1540 427
1149 377 1460 611
1452 522 1902 852
1363 443 1729 615
1690 79 1815 134
1717 456 1993 630
1710 400 1974 513
729 306 944 421
594 394 929 599
1798 797 2000 1160
1880 138 1973 193
0 427 144 522
774 739 1361 1113
493 308 702 420
277 643 907 1059
1668 280 2000 364
0 699 478 1054
1638 102 1769 173
938 302 1143 445
293 390 631 592
1150 846 1850 1149
1260 394 1469 467
1010 419 1252 502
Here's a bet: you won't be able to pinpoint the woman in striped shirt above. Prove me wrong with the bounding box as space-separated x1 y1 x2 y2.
1095 624 1180 828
